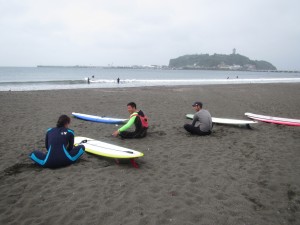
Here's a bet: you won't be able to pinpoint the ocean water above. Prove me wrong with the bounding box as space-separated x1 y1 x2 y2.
0 67 300 91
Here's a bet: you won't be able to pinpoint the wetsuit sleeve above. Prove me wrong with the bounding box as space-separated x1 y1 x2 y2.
45 132 49 150
69 135 74 151
118 115 137 132
67 129 75 151
45 128 53 150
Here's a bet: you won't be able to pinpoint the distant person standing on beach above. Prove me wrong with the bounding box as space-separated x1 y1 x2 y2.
184 102 212 136
29 115 85 168
117 77 120 84
87 77 90 84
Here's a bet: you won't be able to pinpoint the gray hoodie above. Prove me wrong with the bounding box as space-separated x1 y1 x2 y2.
192 109 212 132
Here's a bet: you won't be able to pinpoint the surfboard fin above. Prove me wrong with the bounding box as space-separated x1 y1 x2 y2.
130 159 139 169
114 159 139 168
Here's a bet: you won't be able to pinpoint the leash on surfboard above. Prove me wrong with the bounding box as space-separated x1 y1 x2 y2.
79 139 140 168
79 139 134 154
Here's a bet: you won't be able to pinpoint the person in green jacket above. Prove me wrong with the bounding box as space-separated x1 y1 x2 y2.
112 102 148 139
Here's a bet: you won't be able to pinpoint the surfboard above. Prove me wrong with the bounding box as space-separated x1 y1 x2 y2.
245 112 300 126
186 114 257 125
72 112 128 124
74 136 144 159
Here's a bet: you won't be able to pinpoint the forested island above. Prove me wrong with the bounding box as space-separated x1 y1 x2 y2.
169 53 277 71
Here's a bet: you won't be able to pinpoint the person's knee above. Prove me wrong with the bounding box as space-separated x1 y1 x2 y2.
184 124 190 131
69 145 85 157
77 144 85 151
30 150 46 159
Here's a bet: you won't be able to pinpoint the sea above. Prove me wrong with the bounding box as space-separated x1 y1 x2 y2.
0 67 300 91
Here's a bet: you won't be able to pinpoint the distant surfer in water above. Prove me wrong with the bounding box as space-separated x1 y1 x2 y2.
117 77 120 84
29 115 85 168
112 102 148 139
184 101 212 136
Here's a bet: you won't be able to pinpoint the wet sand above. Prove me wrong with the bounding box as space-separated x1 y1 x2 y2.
0 83 300 225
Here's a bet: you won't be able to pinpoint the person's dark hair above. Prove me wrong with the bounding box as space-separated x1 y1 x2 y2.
56 115 71 128
127 102 137 109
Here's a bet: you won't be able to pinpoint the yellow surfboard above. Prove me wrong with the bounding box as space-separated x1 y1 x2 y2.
74 136 144 159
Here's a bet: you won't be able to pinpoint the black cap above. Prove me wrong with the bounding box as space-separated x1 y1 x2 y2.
192 101 202 107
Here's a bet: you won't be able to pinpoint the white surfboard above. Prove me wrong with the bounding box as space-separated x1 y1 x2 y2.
186 114 257 125
74 136 144 159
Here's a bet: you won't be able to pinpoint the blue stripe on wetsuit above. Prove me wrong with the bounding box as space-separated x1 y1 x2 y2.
63 145 84 161
30 146 52 166
67 129 75 136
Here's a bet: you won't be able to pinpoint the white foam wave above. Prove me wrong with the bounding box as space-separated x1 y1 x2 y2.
2 78 300 91
88 78 300 84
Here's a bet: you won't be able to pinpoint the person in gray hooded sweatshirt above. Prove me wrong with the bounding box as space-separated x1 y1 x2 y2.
184 101 212 135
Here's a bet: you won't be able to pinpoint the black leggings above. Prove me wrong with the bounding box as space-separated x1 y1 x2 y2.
119 129 147 139
184 124 211 136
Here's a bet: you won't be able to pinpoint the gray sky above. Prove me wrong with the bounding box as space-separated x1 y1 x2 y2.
0 0 299 69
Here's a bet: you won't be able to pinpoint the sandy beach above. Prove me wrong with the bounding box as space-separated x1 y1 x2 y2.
0 83 300 225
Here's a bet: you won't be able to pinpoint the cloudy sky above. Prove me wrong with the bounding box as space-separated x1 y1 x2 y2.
0 0 299 69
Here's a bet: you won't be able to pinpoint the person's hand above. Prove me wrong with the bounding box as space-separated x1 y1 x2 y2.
112 130 119 137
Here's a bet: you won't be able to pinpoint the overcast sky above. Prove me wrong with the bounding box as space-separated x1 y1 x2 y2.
0 0 299 69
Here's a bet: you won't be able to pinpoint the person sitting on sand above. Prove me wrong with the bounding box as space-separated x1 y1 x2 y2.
29 115 85 168
112 102 148 139
184 101 212 136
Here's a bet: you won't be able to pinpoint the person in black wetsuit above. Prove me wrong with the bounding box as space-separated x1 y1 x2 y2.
112 102 148 139
29 115 85 168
